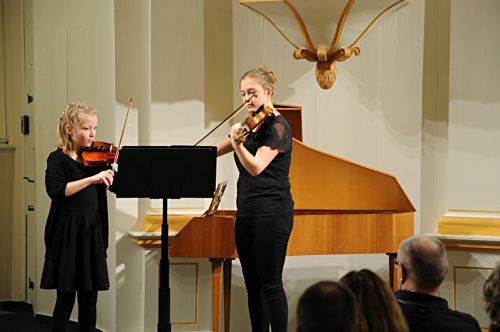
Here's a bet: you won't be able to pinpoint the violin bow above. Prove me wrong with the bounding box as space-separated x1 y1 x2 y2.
194 95 255 146
113 98 133 168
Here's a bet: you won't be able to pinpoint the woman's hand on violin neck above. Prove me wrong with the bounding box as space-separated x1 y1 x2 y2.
230 123 243 149
92 169 114 187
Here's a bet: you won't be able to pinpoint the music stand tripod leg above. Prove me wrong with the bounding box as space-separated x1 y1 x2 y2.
158 199 171 332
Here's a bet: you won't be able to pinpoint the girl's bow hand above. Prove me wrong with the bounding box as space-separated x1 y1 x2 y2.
93 169 114 187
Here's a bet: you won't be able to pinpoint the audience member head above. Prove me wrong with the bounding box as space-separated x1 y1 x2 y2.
483 265 500 332
340 269 409 332
296 281 359 332
397 235 448 294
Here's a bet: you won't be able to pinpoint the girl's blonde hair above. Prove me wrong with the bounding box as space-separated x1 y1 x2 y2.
240 66 278 93
57 102 97 155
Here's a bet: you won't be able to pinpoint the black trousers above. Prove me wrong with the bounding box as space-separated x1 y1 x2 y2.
52 290 98 332
235 213 293 332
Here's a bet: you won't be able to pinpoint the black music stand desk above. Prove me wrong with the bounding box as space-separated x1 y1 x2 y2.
113 146 217 332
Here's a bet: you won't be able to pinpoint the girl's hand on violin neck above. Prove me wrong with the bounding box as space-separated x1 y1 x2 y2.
92 169 114 187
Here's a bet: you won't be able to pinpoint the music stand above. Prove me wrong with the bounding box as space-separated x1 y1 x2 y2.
113 146 217 332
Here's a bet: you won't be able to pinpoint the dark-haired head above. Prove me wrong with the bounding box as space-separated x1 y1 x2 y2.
296 281 359 332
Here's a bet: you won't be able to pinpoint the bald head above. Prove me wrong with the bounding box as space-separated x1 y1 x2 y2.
397 235 448 292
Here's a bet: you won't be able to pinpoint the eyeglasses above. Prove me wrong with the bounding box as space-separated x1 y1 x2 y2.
394 260 407 272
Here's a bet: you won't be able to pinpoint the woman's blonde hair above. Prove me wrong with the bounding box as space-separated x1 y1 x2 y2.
57 102 97 155
240 66 278 93
340 269 409 332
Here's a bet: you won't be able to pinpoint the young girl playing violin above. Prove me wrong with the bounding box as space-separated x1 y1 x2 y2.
41 102 114 332
216 67 294 332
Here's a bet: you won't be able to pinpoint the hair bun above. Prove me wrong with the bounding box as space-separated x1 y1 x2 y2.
240 66 278 91
259 66 277 85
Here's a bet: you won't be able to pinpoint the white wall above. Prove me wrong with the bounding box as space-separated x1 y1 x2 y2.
419 0 451 234
0 0 7 142
448 0 500 211
0 0 24 302
0 146 15 299
114 1 151 330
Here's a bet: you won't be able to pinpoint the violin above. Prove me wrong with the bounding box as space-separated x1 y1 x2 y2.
81 141 118 167
234 105 274 144
81 98 133 169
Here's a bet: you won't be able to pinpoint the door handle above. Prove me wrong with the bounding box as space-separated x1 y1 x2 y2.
23 176 34 183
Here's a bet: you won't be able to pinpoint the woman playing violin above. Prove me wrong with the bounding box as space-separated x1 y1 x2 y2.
216 67 294 332
41 102 113 332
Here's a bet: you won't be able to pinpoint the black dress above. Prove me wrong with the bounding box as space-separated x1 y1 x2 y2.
40 148 109 292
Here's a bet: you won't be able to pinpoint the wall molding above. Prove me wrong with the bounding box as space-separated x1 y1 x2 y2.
438 210 500 236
